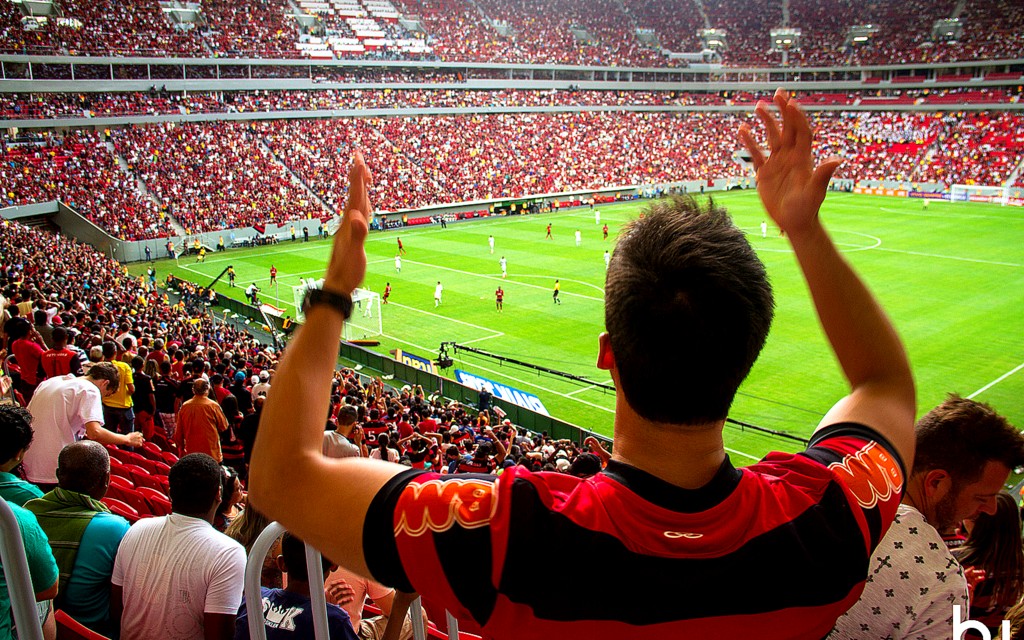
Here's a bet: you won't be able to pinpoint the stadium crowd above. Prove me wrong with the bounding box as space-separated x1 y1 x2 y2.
4 87 1020 121
1 0 1023 66
3 90 1024 639
3 108 1022 240
0 214 621 637
112 122 325 234
0 131 168 240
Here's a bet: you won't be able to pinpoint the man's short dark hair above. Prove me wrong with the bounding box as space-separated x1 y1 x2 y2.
51 326 68 345
168 453 223 514
604 197 774 424
101 341 117 359
86 361 121 394
279 532 331 583
56 441 109 496
913 394 1024 485
337 406 358 426
0 405 34 465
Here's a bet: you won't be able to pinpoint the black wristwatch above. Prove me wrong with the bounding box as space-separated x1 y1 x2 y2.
302 287 353 319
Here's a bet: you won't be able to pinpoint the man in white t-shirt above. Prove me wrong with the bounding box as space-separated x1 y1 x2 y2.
323 406 367 459
434 282 443 307
24 362 143 486
488 235 494 254
574 229 581 247
111 453 246 640
499 256 507 279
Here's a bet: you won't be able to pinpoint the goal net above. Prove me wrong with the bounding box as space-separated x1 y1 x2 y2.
950 184 1010 205
292 279 382 340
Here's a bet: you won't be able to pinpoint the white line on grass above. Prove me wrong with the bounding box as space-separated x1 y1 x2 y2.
874 248 1021 268
748 231 881 254
967 361 1024 399
181 260 394 288
566 384 601 397
386 301 504 339
879 206 1020 222
402 259 605 302
725 447 761 462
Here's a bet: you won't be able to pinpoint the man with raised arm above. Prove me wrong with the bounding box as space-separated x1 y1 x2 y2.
250 90 916 639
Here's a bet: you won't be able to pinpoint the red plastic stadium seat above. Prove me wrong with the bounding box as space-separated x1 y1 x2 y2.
159 450 179 465
123 451 150 469
137 487 172 516
101 497 141 523
152 461 171 476
55 609 112 639
120 463 148 478
104 485 152 516
127 468 166 493
108 458 127 475
109 475 134 491
105 447 133 465
141 442 165 460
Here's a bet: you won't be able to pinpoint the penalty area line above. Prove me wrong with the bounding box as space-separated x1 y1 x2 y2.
968 361 1024 400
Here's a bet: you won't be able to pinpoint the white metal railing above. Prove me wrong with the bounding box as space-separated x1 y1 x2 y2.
244 521 443 640
0 498 45 640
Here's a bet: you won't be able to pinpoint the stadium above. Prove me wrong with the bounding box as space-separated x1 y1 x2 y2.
0 0 1023 637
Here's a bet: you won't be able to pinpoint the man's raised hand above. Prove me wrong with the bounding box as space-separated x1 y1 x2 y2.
738 88 842 238
326 151 372 294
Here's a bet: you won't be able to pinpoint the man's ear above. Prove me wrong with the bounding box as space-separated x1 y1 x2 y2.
596 332 615 371
922 468 953 503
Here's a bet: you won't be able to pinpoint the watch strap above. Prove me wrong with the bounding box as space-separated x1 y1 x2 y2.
305 288 353 319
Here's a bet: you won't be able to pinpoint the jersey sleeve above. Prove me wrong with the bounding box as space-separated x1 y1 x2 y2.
801 422 907 551
364 469 500 626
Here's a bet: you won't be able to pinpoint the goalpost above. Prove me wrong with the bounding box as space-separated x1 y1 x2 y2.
292 278 382 341
950 184 1011 205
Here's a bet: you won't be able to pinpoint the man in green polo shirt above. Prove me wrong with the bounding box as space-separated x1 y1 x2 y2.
25 441 130 635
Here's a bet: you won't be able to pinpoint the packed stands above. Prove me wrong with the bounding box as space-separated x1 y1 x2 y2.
5 87 1019 122
0 0 205 56
111 122 326 234
2 0 1022 64
0 131 168 240
3 108 1023 240
917 112 1024 186
373 111 743 202
201 0 302 58
258 118 450 211
622 0 704 54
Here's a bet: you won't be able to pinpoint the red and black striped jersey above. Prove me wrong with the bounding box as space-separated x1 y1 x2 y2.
364 422 905 640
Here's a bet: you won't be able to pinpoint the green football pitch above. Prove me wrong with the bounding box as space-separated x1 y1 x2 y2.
134 191 1024 463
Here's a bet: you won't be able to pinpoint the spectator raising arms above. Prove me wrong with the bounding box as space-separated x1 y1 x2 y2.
251 90 916 638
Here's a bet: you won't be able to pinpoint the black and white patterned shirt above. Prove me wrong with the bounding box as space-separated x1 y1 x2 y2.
829 504 969 640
